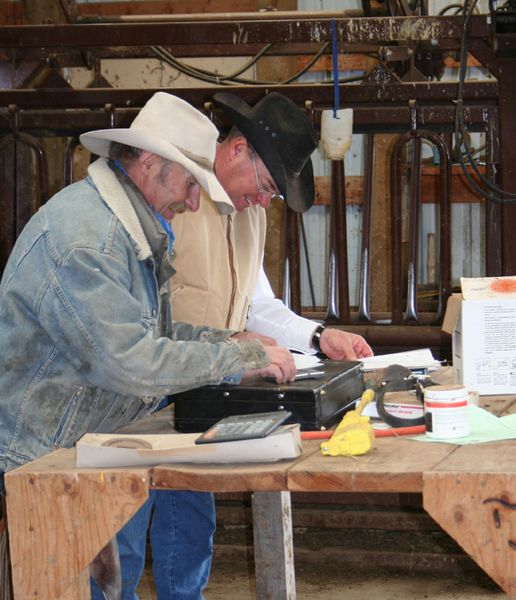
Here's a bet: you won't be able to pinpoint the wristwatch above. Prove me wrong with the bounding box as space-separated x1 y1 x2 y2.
311 325 326 353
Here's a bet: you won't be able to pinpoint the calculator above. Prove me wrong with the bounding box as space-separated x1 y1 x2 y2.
194 410 292 444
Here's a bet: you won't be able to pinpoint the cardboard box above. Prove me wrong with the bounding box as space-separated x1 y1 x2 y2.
442 292 516 395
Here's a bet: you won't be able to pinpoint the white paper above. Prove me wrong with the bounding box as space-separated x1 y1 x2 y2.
360 348 441 372
76 425 302 468
292 353 322 370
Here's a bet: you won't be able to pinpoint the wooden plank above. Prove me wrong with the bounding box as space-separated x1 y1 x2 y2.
421 165 486 204
151 443 316 492
481 395 516 417
314 175 363 206
371 133 396 314
252 492 296 599
0 1 24 25
5 449 150 600
150 460 292 492
287 438 457 493
313 165 487 206
424 442 516 597
77 1 288 16
444 53 482 68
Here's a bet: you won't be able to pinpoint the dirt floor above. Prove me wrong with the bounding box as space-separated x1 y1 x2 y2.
137 556 506 599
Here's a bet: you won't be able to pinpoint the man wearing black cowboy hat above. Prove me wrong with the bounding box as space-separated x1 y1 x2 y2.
171 91 372 360
141 92 373 598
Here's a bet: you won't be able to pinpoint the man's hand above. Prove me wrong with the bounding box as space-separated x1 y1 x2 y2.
231 331 277 346
319 328 373 361
242 346 296 384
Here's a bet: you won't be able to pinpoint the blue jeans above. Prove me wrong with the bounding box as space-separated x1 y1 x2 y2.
90 489 216 600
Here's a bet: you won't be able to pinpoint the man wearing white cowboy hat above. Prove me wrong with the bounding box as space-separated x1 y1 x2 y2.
0 92 296 598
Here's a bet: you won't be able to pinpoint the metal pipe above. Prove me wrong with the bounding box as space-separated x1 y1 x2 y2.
284 208 301 315
357 133 375 323
404 135 422 323
326 159 350 324
64 137 80 186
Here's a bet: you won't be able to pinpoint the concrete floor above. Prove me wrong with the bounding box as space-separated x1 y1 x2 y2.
137 557 506 599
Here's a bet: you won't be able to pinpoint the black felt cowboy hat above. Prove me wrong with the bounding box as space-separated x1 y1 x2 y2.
213 92 318 212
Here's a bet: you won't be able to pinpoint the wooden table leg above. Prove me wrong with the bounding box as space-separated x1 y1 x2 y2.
6 458 149 600
424 471 516 598
252 491 296 599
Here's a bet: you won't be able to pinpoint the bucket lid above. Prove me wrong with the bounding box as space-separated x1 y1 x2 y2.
424 384 469 400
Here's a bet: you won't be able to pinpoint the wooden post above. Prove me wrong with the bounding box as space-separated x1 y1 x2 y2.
252 491 296 599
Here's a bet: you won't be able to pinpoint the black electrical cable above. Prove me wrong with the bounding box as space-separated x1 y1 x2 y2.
438 3 465 15
454 0 516 204
151 43 333 86
151 43 365 87
152 44 273 83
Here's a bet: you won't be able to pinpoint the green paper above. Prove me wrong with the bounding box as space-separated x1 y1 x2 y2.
411 404 516 444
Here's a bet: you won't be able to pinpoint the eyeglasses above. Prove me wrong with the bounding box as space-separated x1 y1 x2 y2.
250 152 284 202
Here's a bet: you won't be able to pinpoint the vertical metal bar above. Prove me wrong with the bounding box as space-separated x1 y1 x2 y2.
325 159 350 324
283 208 301 314
496 61 516 275
357 133 375 323
484 106 502 276
0 136 16 275
15 134 50 239
0 129 49 275
299 213 316 310
252 491 296 600
404 135 421 322
433 133 452 322
64 138 81 186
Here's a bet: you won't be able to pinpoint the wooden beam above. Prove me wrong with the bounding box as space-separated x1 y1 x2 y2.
313 165 486 206
76 1 292 16
0 1 24 25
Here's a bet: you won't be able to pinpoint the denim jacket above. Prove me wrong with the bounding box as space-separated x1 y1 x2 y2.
0 158 268 471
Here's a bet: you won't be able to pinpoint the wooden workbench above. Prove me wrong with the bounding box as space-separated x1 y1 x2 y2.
5 392 516 599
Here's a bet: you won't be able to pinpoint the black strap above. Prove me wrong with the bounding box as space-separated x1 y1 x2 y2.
375 366 426 428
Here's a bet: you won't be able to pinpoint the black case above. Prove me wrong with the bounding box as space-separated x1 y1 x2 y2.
171 360 364 432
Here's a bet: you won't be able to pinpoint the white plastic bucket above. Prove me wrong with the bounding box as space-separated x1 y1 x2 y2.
320 108 353 160
424 384 470 439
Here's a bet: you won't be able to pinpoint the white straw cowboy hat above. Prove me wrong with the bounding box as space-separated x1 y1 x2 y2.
80 92 234 214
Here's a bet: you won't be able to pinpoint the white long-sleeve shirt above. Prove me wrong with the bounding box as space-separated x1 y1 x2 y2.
246 268 318 354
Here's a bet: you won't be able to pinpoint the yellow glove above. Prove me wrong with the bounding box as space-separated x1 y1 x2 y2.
320 389 375 457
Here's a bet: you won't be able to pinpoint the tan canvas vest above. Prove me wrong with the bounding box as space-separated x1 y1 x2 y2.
170 190 266 331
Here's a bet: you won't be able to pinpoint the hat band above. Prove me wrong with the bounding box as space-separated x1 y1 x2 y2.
177 145 213 172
